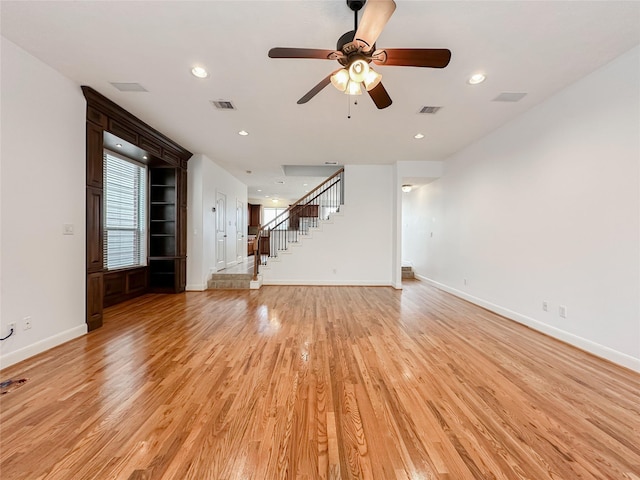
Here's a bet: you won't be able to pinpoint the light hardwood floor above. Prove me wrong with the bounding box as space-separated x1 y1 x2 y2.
1 282 639 479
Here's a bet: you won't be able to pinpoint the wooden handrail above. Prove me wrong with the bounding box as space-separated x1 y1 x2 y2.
253 168 344 280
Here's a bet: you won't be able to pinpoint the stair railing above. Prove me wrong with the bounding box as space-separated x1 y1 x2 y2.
253 168 344 280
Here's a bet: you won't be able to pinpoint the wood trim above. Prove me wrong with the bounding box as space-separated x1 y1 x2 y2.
86 187 103 273
85 271 103 331
86 122 104 189
82 86 192 162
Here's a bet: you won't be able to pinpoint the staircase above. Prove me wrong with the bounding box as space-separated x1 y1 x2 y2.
402 265 415 279
207 168 344 290
253 168 344 281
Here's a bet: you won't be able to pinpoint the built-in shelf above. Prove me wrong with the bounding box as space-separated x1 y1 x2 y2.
148 168 184 292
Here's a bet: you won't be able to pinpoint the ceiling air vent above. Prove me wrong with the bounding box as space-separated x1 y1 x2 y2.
211 100 237 110
110 82 148 92
419 106 442 114
493 92 527 102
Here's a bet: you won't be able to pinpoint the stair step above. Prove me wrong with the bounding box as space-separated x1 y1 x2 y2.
402 265 415 279
208 272 253 289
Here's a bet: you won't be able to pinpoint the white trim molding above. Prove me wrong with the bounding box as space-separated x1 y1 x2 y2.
0 324 87 369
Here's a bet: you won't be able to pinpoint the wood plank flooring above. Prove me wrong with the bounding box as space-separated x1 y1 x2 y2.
1 282 639 479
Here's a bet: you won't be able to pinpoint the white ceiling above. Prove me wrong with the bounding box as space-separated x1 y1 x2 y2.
2 1 639 202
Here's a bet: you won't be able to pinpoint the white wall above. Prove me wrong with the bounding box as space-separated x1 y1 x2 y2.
186 154 248 290
262 165 395 285
403 46 640 371
0 37 87 368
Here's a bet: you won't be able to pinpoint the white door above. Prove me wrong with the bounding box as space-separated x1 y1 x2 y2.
215 192 227 271
236 200 244 263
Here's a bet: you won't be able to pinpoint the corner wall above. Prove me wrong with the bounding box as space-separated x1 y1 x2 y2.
1 37 87 368
403 46 640 371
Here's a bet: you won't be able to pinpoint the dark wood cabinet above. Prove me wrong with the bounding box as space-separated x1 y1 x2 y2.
248 203 261 227
103 267 148 307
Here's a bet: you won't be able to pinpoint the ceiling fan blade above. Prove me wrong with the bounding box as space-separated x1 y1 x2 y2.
297 72 335 104
354 0 396 52
367 82 392 109
372 48 451 68
269 47 339 60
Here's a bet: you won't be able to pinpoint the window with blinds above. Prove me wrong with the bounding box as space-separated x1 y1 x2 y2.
103 151 147 270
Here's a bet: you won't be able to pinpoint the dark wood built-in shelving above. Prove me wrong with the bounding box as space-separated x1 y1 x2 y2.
83 86 191 330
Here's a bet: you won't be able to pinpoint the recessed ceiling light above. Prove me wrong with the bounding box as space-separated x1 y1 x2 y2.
265 195 270 198
257 189 262 192
191 66 208 78
238 130 249 136
272 198 278 203
116 143 122 148
303 183 308 186
142 155 148 160
414 133 425 139
468 73 486 85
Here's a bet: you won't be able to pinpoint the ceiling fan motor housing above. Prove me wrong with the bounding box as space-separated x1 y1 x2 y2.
346 0 365 12
337 30 375 60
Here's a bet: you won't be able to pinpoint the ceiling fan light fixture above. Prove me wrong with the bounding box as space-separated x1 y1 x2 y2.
363 68 382 91
345 80 363 96
330 68 349 92
348 59 370 83
402 185 413 193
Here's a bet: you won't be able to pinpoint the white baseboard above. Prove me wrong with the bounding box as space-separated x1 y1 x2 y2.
262 279 392 287
417 274 640 373
0 323 87 369
186 283 206 291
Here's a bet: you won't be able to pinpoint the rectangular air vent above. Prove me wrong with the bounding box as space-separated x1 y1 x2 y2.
493 92 527 102
110 82 148 92
419 106 442 114
211 100 237 110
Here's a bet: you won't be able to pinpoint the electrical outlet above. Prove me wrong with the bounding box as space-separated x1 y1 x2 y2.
542 301 548 312
559 305 567 318
23 316 32 330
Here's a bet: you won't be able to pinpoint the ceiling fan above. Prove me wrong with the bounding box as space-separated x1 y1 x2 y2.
268 0 451 109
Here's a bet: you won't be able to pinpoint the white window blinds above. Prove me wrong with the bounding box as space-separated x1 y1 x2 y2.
103 151 147 270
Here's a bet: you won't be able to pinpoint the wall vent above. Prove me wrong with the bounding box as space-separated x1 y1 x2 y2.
110 82 148 92
211 100 237 110
493 92 527 102
419 106 442 114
